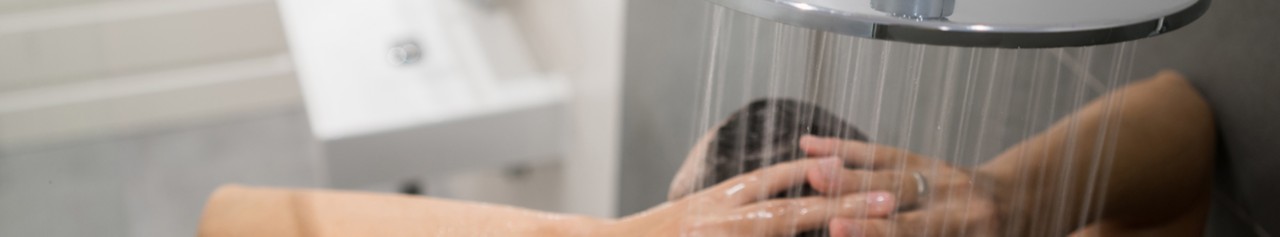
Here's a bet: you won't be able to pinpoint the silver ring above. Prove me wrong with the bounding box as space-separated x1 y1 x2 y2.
912 172 929 204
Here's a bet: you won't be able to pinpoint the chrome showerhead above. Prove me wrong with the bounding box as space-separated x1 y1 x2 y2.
704 0 1209 48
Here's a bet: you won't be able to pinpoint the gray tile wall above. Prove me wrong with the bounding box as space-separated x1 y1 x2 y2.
621 2 1280 235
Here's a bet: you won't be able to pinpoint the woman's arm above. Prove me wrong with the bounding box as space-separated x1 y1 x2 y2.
795 71 1216 236
199 185 605 237
977 70 1216 235
201 156 899 236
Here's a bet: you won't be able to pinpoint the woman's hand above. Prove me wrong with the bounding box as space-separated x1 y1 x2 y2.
605 158 900 236
798 135 1003 237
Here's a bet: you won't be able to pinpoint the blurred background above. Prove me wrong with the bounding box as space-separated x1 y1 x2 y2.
1 0 619 235
0 0 1275 236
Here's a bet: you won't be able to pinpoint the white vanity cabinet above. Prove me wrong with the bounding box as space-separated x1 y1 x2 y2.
276 0 569 188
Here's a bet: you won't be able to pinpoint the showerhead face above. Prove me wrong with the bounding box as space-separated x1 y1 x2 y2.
704 0 1209 48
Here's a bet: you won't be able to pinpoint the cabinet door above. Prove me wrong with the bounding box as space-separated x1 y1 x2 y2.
277 0 567 188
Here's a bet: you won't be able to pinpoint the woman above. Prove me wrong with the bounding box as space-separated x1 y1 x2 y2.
201 71 1213 236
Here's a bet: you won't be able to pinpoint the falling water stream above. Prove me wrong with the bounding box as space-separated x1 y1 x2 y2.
684 5 1139 236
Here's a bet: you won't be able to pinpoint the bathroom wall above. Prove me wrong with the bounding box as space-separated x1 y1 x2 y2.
0 0 627 235
0 0 316 236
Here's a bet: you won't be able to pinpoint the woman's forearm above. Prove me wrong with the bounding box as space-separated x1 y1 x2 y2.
200 156 864 237
199 185 608 237
976 71 1215 235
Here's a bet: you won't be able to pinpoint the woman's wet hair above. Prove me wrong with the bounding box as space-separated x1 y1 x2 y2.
699 98 868 236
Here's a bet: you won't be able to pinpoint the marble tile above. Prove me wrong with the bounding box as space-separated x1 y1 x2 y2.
0 137 139 237
0 109 321 237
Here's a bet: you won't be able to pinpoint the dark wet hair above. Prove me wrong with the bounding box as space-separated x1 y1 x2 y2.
699 98 868 236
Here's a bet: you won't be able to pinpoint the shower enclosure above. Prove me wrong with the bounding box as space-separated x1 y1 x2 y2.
614 0 1280 235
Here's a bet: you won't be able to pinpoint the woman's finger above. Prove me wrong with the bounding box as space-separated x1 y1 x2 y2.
830 200 999 237
805 161 924 208
902 198 1000 236
729 192 898 236
699 158 827 205
829 218 900 237
799 136 928 169
887 210 969 237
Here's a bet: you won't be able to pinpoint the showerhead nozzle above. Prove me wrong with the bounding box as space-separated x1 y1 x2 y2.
705 0 1209 48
